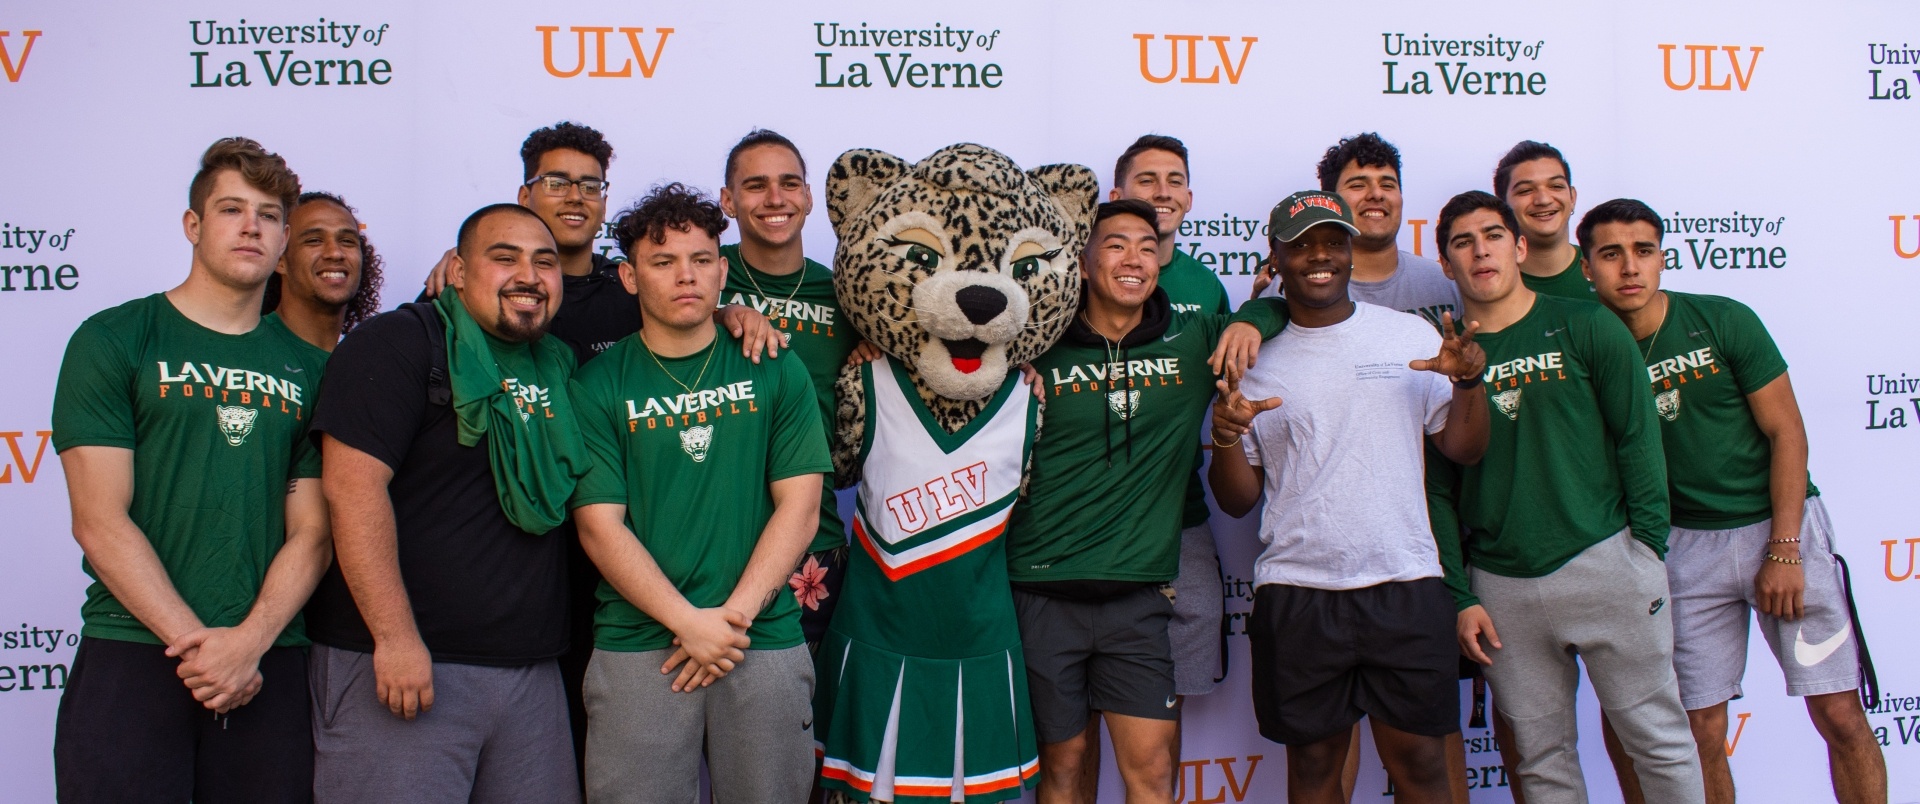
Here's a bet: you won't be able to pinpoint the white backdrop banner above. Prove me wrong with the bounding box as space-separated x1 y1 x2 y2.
2 2 1917 802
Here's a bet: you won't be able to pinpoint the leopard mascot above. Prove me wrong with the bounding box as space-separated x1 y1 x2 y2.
813 143 1096 803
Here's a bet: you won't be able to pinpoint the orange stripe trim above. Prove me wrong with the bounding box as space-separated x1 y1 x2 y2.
855 517 1007 581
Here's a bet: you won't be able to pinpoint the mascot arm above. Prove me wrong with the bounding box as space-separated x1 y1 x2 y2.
831 359 866 490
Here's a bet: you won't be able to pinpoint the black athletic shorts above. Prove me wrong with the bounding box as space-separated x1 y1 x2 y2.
1248 578 1460 746
54 637 313 803
1013 584 1178 744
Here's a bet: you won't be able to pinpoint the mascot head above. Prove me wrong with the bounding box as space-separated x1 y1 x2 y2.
828 143 1096 400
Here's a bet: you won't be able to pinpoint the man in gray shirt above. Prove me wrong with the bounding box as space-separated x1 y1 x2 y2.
1210 191 1488 804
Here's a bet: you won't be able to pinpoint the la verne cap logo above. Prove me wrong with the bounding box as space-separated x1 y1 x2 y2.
1269 190 1360 243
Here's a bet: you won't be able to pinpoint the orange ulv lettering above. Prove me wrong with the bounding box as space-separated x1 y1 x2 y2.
1884 538 1920 582
1893 215 1920 259
620 26 673 78
537 26 586 78
1724 712 1751 756
1134 34 1177 83
0 30 42 83
0 430 54 484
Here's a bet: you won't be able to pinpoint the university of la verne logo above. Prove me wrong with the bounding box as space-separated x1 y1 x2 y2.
680 424 713 462
215 405 259 446
1655 388 1681 422
1492 388 1523 421
1107 389 1140 420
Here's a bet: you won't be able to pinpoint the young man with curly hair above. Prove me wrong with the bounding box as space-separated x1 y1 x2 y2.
52 137 332 802
571 183 828 803
264 192 384 351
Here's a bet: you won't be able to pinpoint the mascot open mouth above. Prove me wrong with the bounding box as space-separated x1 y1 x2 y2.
944 338 988 373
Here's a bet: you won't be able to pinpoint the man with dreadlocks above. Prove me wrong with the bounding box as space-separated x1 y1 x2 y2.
264 191 385 351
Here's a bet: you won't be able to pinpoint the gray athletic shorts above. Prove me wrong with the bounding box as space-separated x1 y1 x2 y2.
1668 496 1860 710
1170 522 1224 696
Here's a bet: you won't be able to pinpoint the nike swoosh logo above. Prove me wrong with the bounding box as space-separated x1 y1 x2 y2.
1544 327 1566 337
1793 623 1852 667
1162 331 1183 343
1688 330 1707 338
284 364 305 373
802 718 813 731
1164 695 1178 708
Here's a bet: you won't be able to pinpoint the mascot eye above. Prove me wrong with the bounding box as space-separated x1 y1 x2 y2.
1010 249 1062 280
882 238 942 271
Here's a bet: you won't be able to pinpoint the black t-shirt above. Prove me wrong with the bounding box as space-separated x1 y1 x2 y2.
306 307 569 666
547 254 640 366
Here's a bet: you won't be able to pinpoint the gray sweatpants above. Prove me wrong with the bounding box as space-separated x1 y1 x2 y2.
309 644 579 804
1472 531 1704 804
584 646 814 804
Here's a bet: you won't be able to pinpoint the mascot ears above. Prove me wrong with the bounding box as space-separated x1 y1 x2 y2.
827 144 1098 242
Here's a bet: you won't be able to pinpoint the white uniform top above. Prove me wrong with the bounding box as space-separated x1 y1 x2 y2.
853 356 1033 581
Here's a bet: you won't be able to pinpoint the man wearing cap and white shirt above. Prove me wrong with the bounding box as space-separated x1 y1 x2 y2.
1211 191 1489 804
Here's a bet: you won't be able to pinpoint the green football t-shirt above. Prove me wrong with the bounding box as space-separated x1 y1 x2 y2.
1522 251 1597 300
1160 248 1232 529
1638 291 1815 529
1435 294 1670 609
720 244 856 553
51 295 328 646
1007 305 1253 584
570 325 832 652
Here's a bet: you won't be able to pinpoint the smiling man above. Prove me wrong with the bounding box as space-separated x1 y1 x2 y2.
1579 199 1884 804
1494 141 1594 301
1207 191 1487 804
307 203 588 802
571 183 827 804
715 129 859 652
51 137 332 803
264 192 384 351
1432 191 1701 804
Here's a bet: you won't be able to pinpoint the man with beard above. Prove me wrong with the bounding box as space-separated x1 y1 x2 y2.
52 137 331 802
307 204 589 801
263 192 384 351
1208 191 1487 804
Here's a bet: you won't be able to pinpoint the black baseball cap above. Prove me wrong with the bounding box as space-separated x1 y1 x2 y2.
1268 190 1361 243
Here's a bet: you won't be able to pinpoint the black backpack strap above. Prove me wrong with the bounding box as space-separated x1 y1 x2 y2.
1830 553 1881 710
397 302 451 407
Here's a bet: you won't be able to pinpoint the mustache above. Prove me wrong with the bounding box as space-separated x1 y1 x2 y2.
498 283 550 302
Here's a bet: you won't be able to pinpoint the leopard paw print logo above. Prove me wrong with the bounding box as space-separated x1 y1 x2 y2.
215 405 259 446
1655 388 1681 422
679 424 713 462
1492 388 1523 420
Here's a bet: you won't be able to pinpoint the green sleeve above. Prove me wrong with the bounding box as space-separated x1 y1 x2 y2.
1425 446 1478 610
289 355 327 479
1209 281 1231 317
1226 297 1290 340
1584 308 1672 554
568 375 627 508
1719 300 1788 394
767 356 833 482
51 320 137 452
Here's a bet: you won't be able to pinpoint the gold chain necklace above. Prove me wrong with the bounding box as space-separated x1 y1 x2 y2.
1639 293 1669 363
740 253 806 311
642 333 716 396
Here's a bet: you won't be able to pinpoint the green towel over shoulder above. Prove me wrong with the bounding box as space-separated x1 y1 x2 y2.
434 292 589 534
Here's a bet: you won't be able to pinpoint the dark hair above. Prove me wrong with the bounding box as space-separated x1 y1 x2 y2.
260 192 386 333
1315 133 1402 192
1113 134 1190 187
610 183 729 258
1492 140 1571 198
457 203 551 256
1435 191 1522 254
725 129 808 186
189 137 300 216
520 121 614 181
1092 199 1159 236
1577 199 1665 257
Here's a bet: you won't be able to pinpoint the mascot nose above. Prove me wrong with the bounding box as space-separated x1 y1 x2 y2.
955 285 1008 326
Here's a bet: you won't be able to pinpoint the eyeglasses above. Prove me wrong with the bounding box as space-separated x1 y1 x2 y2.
525 174 610 199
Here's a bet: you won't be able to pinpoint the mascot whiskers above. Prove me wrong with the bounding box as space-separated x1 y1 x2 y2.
812 143 1095 803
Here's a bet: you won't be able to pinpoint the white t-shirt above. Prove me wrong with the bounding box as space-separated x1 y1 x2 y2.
1239 302 1453 590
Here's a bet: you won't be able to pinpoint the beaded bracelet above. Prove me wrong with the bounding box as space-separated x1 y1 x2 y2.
1767 537 1801 545
1764 552 1803 566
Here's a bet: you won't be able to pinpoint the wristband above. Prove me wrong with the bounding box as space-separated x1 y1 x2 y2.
1210 430 1242 449
1763 552 1803 566
1453 377 1483 390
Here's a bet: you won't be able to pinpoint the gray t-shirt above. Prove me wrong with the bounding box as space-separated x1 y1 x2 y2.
1348 250 1461 333
1240 302 1452 590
